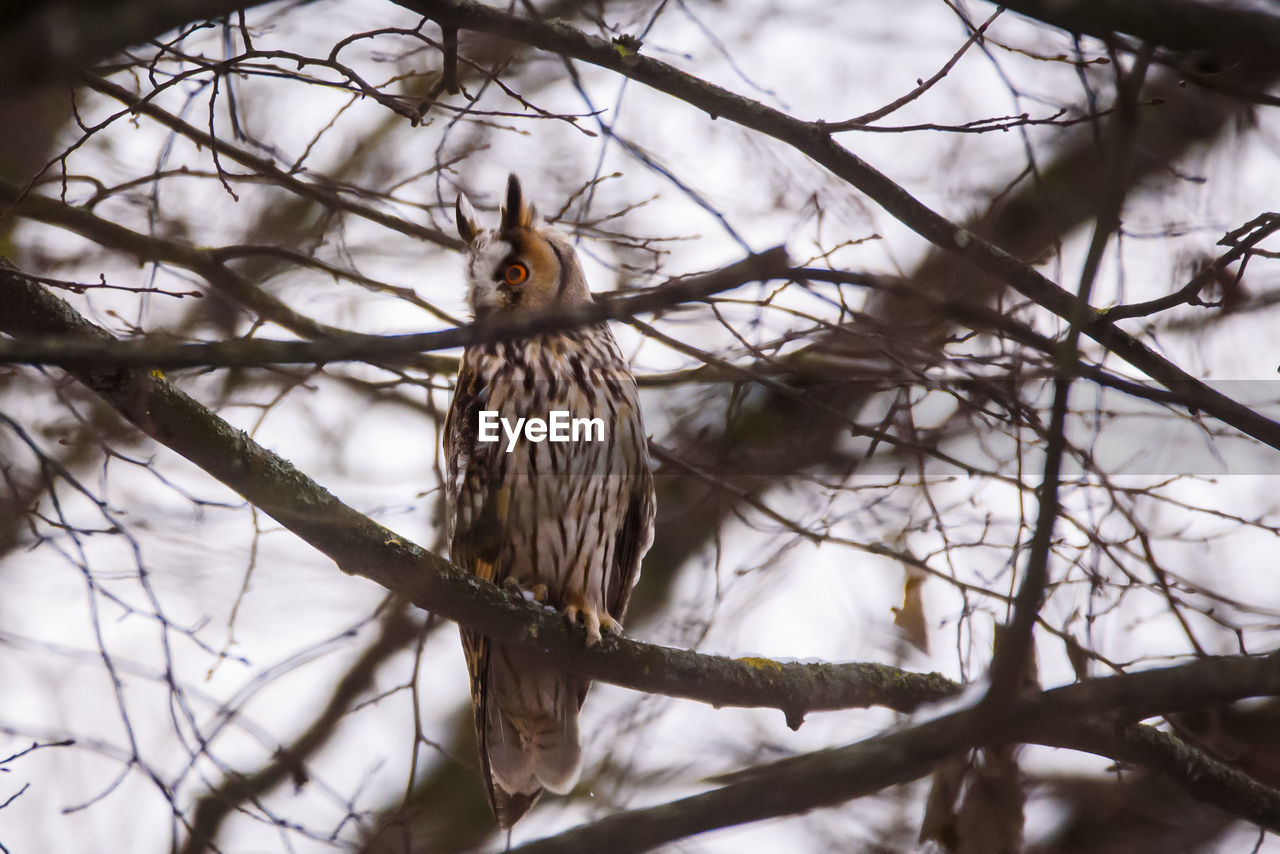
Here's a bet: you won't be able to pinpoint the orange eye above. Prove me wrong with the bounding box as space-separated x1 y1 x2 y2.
503 263 529 285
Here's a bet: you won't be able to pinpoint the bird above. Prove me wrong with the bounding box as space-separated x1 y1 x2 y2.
444 174 656 828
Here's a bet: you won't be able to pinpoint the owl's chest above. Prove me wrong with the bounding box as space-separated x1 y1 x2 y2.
451 334 633 504
467 334 623 420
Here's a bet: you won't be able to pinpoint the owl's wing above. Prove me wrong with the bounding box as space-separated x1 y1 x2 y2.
606 397 656 623
447 354 526 823
445 353 505 563
444 353 481 542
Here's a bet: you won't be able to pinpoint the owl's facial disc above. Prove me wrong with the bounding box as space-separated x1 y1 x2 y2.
466 234 519 316
468 230 568 317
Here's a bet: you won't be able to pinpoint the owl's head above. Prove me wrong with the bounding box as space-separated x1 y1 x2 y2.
455 174 592 318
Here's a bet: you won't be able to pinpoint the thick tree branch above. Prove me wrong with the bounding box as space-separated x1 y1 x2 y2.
508 704 984 854
510 723 1273 853
0 247 790 368
508 651 1280 854
0 256 946 720
995 0 1280 70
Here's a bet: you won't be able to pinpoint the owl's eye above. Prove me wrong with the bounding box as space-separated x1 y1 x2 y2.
503 262 529 286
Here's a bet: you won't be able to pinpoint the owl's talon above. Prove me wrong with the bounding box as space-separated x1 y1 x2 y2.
582 610 601 646
562 605 599 644
561 602 618 646
503 578 548 603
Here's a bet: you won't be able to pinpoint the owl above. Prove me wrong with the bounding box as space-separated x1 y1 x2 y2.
444 174 656 828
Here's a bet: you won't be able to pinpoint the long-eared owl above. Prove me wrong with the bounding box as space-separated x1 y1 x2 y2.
444 175 656 828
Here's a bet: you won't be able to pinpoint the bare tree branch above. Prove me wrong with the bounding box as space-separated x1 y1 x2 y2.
0 247 790 368
181 606 424 854
0 176 357 340
79 72 459 250
986 43 1154 710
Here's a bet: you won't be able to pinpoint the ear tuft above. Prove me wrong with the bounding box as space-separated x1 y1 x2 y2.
455 193 478 245
501 173 536 231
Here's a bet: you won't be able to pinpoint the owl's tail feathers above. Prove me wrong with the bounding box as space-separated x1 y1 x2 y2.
492 787 541 831
483 656 586 828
